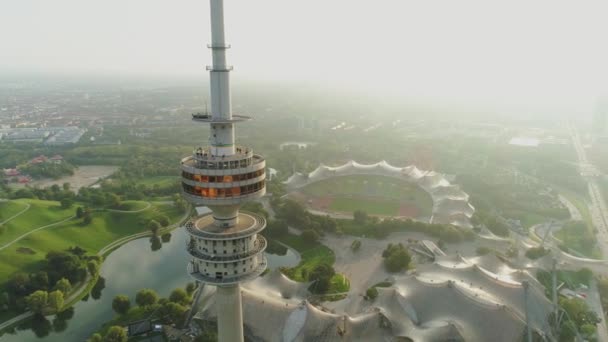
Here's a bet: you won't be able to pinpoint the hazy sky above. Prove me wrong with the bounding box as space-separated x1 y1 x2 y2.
2 0 607 115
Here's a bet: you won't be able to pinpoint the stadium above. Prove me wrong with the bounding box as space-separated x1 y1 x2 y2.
284 161 475 228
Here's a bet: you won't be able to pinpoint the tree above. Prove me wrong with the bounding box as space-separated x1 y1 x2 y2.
108 193 121 208
112 295 131 315
161 301 188 326
157 215 170 227
55 278 72 295
26 290 48 314
169 288 190 306
31 271 50 291
7 272 31 296
62 183 71 191
525 247 549 260
576 268 593 286
135 289 158 307
382 243 412 273
88 333 103 342
161 233 172 243
186 283 196 296
103 326 127 342
87 260 100 276
60 198 73 209
266 219 289 237
301 229 320 244
76 207 84 219
309 264 335 294
83 211 93 225
353 210 368 224
147 220 161 235
48 290 64 313
366 287 379 300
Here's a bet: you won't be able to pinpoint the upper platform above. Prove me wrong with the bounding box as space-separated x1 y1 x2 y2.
192 113 252 124
184 211 266 239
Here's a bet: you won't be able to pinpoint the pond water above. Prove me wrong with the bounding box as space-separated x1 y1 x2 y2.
1 228 298 341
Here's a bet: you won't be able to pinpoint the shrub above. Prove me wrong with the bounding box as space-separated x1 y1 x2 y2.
366 287 378 300
525 247 549 260
135 289 158 307
112 295 130 315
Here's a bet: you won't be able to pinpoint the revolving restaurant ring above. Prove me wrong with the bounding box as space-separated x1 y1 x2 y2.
187 257 268 285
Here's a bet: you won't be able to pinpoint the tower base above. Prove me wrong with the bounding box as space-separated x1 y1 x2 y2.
216 284 244 342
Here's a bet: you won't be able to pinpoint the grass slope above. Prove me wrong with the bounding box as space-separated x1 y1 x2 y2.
0 201 183 287
0 201 28 222
0 199 74 244
275 234 348 298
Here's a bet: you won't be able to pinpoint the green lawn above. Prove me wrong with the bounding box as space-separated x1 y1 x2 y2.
136 176 178 188
274 234 348 299
0 201 184 287
0 201 28 222
276 234 335 282
300 175 433 217
0 199 75 244
330 197 401 216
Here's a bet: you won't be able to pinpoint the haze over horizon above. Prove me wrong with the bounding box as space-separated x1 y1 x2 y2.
2 0 608 117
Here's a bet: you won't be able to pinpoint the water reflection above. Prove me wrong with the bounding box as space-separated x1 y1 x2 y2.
0 228 299 342
150 236 162 251
90 277 106 300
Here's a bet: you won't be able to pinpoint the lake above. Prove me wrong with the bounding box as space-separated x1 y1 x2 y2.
1 228 298 341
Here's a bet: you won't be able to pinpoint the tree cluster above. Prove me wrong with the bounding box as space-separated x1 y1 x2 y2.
3 247 101 313
382 243 412 273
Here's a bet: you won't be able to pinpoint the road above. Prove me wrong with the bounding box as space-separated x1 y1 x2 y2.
570 124 608 341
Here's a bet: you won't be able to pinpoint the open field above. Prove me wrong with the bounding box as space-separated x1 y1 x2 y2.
15 165 119 190
329 197 400 216
136 176 178 188
295 175 433 218
0 200 184 287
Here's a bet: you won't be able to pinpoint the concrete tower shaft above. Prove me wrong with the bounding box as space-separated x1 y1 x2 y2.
209 0 234 157
181 1 267 341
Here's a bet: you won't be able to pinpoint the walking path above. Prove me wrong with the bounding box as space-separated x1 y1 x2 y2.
0 215 76 252
0 202 31 226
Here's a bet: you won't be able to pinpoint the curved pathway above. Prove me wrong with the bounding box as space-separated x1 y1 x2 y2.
0 215 76 252
0 202 31 226
0 202 154 252
105 201 151 213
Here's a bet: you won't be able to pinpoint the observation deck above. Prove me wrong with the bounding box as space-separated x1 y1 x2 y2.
187 257 267 285
183 211 266 240
192 113 252 124
186 235 267 262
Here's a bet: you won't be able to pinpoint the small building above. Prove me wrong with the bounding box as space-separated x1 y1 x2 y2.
3 168 20 177
127 319 153 337
49 155 63 164
29 155 48 164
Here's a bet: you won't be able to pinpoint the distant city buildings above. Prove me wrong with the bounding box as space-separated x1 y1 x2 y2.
0 126 85 145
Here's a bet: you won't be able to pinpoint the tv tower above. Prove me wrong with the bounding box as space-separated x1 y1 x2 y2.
180 0 267 341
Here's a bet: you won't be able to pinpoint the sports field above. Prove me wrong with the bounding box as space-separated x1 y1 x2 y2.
296 175 433 218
